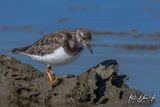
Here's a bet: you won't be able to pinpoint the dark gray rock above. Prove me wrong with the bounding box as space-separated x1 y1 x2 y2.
0 54 154 107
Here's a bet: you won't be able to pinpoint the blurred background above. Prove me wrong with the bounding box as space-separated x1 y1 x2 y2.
0 0 160 106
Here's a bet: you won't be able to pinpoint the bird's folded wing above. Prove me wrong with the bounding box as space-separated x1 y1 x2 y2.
12 31 68 56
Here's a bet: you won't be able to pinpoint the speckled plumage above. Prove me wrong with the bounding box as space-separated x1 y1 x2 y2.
12 28 92 66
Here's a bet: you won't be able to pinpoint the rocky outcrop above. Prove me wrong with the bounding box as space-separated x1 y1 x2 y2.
0 54 154 107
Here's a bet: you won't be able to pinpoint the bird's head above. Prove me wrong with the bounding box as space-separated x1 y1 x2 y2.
74 28 93 54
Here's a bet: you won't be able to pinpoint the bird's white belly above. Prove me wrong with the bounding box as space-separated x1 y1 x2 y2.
28 47 82 66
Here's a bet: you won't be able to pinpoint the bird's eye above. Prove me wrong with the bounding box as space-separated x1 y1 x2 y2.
82 37 86 40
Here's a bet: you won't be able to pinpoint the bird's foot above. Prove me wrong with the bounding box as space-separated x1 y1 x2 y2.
51 76 58 87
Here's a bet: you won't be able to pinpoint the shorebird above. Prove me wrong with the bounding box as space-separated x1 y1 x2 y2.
12 28 93 86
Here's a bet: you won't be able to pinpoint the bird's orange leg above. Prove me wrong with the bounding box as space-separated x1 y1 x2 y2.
46 66 58 87
48 66 57 80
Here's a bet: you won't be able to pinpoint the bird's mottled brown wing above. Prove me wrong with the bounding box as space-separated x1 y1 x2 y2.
12 31 70 56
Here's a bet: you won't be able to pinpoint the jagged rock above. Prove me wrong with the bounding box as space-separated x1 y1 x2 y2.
0 55 49 106
0 54 154 107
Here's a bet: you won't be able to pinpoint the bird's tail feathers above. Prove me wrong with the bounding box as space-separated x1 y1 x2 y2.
11 46 29 54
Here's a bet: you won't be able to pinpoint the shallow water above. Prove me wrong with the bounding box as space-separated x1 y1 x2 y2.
0 0 160 107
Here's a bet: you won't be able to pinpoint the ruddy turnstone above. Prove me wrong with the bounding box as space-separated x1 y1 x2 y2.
12 28 93 86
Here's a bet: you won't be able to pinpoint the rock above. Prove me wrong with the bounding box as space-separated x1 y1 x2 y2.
0 54 154 107
0 55 49 107
66 59 119 104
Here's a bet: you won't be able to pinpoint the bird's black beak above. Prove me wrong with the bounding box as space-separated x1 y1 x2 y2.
86 43 93 54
